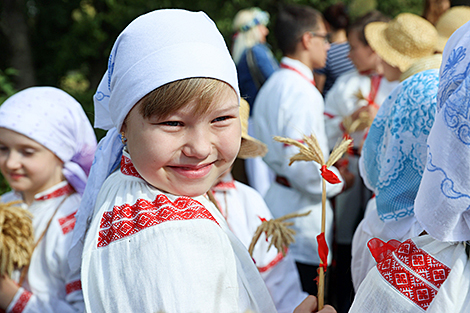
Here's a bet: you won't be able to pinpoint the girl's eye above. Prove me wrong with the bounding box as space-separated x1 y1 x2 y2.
159 121 183 127
212 116 232 123
0 146 8 154
22 148 36 156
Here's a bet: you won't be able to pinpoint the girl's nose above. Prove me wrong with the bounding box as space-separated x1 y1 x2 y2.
182 128 212 159
5 151 21 170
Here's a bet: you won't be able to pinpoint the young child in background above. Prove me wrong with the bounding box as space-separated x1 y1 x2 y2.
0 87 96 312
211 99 307 313
70 9 326 313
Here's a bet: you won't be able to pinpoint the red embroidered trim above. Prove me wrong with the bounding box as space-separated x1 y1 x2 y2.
65 280 82 294
323 112 335 119
258 251 286 273
58 211 77 235
120 155 142 178
11 290 32 313
97 194 219 247
375 239 450 311
36 184 74 201
212 180 236 191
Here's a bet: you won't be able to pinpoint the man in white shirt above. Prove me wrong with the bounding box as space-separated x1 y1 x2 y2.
252 4 353 296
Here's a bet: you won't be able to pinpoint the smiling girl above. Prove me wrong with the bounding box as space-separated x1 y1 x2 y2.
0 86 96 312
67 9 279 313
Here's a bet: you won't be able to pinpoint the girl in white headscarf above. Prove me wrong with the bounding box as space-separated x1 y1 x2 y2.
0 86 96 312
70 9 282 313
349 21 470 312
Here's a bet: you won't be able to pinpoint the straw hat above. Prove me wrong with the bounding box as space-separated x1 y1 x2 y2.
434 6 470 53
399 53 442 82
238 99 268 159
365 13 438 72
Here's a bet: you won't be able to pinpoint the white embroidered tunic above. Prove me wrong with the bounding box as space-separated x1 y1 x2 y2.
1 182 84 313
81 151 276 313
252 57 344 265
212 173 307 313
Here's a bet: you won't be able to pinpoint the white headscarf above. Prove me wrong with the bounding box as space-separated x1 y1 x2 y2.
69 9 240 271
0 86 96 194
414 21 470 242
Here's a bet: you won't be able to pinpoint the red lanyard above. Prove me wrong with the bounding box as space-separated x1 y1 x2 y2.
280 63 316 86
367 75 382 105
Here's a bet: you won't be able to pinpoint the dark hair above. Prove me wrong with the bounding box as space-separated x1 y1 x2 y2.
323 2 349 31
347 10 390 46
274 4 322 55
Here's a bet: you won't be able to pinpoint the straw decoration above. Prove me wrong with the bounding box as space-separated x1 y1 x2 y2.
274 134 351 310
0 199 34 278
248 211 311 257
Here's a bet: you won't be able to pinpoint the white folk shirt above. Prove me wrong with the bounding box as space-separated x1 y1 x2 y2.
350 235 470 312
1 182 84 313
324 70 399 151
81 151 276 313
252 57 344 265
212 173 307 313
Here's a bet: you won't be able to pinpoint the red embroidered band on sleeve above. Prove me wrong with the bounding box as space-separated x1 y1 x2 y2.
11 290 32 313
65 280 82 294
97 194 219 248
58 211 77 235
374 239 450 311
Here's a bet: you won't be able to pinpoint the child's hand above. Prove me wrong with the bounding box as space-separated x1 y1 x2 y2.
293 295 337 313
350 104 378 122
0 274 19 310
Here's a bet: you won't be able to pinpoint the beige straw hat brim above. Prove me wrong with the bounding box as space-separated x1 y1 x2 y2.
400 53 442 82
434 6 470 53
238 98 268 159
365 13 438 73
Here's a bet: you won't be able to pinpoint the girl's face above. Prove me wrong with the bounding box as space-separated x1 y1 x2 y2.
122 87 241 197
348 30 379 73
0 128 64 203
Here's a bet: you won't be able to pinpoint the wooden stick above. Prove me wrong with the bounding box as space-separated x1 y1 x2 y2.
317 178 327 310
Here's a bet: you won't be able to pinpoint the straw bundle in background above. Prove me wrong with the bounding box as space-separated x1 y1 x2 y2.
0 199 34 277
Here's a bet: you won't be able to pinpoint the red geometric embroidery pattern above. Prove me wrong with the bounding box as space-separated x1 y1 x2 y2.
211 180 236 191
65 280 82 294
36 184 74 201
375 239 450 311
120 155 142 178
97 194 219 248
11 290 32 313
58 211 77 235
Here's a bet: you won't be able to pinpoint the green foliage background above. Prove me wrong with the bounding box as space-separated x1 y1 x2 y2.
0 0 425 194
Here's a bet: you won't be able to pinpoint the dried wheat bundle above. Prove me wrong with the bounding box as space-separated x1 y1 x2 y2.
0 199 34 277
273 134 351 309
342 111 374 134
248 211 311 257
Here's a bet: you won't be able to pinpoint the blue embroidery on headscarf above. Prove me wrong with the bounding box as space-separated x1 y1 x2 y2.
107 52 116 92
426 150 470 208
95 91 110 102
362 70 439 221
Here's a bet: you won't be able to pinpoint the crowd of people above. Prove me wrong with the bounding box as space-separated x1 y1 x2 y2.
0 2 469 313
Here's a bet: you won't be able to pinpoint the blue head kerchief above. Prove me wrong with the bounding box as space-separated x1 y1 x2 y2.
360 69 439 222
414 21 470 241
